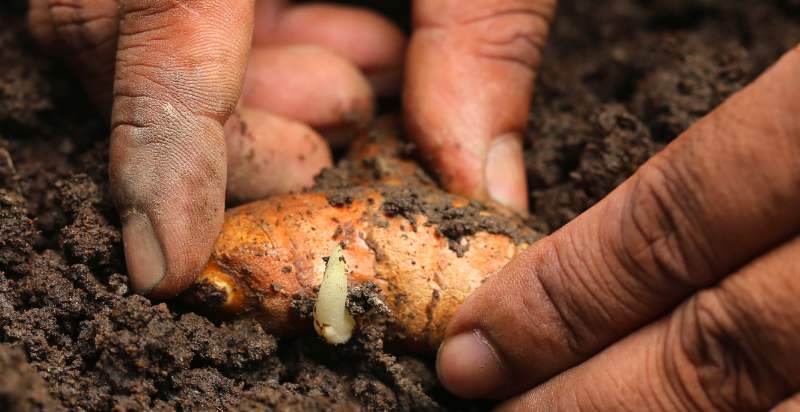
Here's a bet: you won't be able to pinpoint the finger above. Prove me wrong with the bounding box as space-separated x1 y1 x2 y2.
241 45 374 146
110 0 254 299
27 0 119 113
253 1 406 95
28 0 58 51
437 45 800 398
499 235 800 412
404 0 557 214
773 394 800 412
225 107 332 204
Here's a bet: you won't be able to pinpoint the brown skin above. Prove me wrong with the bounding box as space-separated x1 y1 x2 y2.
194 124 539 352
252 3 407 96
110 0 255 299
437 45 800 410
241 45 375 146
405 0 556 214
224 107 332 204
27 0 546 298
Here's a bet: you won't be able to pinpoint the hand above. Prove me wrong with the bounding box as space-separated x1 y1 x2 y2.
28 0 555 298
437 45 800 410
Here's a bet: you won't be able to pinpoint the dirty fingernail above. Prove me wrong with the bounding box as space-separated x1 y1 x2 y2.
486 133 529 215
436 329 507 399
122 213 166 295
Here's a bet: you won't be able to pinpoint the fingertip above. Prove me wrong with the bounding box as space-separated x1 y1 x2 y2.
112 133 226 301
405 122 530 216
121 213 166 295
225 108 333 203
120 198 224 301
486 134 529 215
437 329 509 399
255 2 407 96
242 45 375 146
145 205 224 301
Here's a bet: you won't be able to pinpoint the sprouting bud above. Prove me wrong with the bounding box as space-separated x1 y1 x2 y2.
313 244 355 344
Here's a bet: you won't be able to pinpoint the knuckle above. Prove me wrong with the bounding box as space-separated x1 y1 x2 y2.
615 158 715 294
46 0 118 53
535 238 609 357
118 0 177 18
422 1 556 73
463 6 554 72
110 90 185 136
114 62 237 128
113 7 243 123
667 291 771 411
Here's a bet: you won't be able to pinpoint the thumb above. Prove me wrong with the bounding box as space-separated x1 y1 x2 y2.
404 0 556 214
110 0 254 298
436 45 800 400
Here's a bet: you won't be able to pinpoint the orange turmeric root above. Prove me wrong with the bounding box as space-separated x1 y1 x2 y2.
192 118 542 352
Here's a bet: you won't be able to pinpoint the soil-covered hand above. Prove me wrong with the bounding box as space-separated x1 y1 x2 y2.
27 0 554 298
437 45 800 410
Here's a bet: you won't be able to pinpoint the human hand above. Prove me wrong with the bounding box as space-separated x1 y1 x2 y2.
27 0 554 299
437 45 800 410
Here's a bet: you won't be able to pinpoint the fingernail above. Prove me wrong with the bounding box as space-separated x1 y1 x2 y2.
436 329 507 399
485 133 529 215
121 213 166 295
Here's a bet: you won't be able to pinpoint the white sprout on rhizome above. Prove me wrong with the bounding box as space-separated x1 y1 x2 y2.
313 244 355 344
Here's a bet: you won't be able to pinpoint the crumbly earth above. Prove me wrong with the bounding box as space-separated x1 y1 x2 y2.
1 1 799 411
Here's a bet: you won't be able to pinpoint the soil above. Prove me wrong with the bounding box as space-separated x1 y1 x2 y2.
1 1 799 411
313 125 542 257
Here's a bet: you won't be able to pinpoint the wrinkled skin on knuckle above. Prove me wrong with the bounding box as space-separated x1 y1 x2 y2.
470 259 577 364
416 0 555 72
115 0 250 122
27 0 119 108
28 0 118 54
537 236 614 357
405 0 555 200
113 54 239 126
46 0 119 53
465 7 552 73
120 0 206 19
614 158 715 295
108 0 244 199
668 291 782 412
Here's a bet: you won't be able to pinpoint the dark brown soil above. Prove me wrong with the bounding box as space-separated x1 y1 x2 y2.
1 1 799 411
